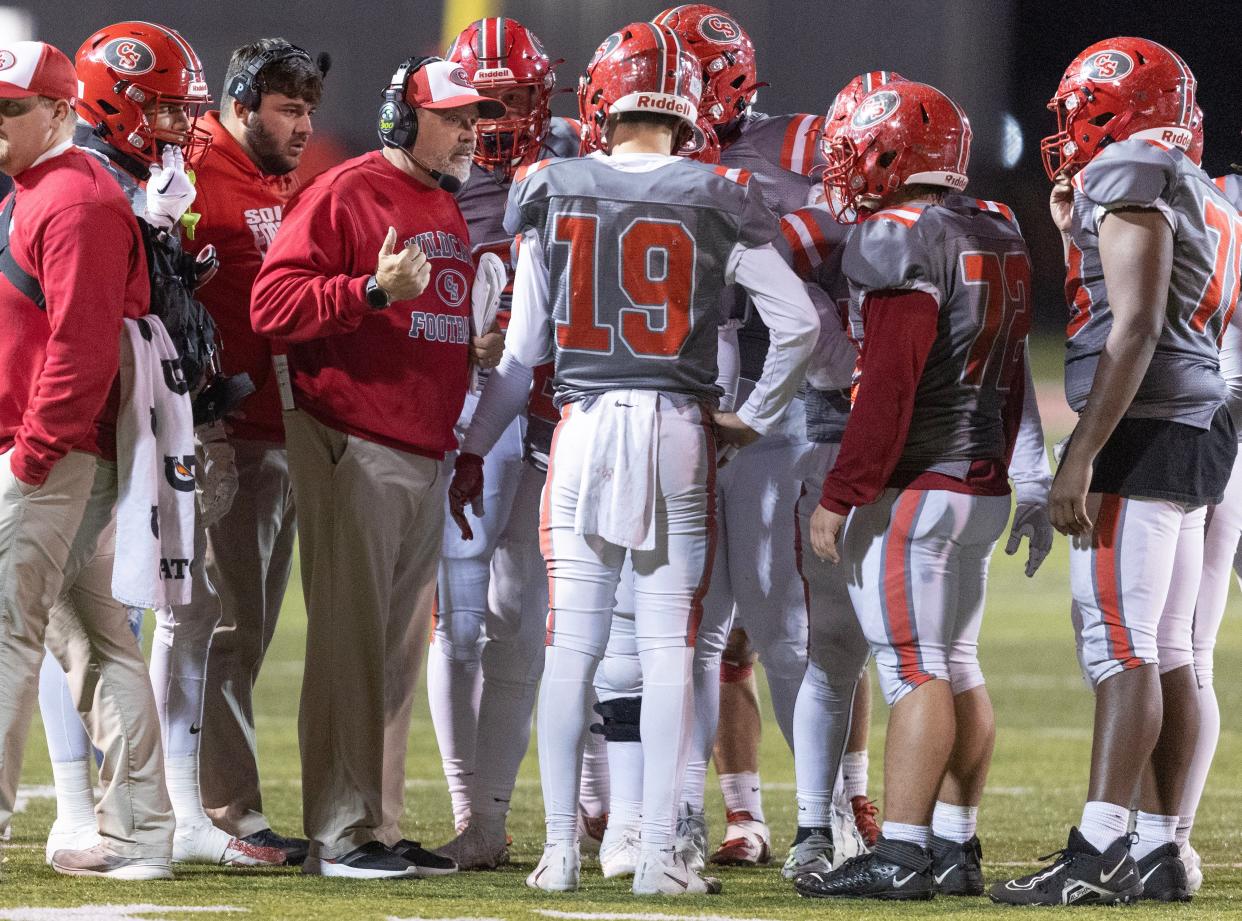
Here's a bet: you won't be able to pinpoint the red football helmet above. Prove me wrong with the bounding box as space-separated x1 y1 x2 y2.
652 5 758 127
577 22 702 154
822 81 971 223
822 71 908 148
447 17 556 179
680 116 721 163
1186 103 1204 166
76 21 212 166
1042 37 1197 181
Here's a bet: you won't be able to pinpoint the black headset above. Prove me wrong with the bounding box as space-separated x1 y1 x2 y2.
227 41 327 111
378 55 442 150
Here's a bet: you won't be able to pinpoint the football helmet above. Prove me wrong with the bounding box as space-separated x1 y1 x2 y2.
822 71 908 148
1042 36 1197 181
447 17 556 179
681 116 721 162
652 5 757 127
578 22 702 154
76 21 212 166
822 81 971 223
1186 103 1204 166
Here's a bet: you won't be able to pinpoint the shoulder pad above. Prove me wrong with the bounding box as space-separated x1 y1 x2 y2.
777 205 844 279
776 113 824 177
710 164 753 186
1214 174 1242 211
863 202 930 228
513 157 557 184
1072 138 1176 211
543 118 581 159
844 207 939 301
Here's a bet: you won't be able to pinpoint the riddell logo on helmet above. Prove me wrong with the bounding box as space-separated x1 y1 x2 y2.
635 94 694 118
103 37 156 75
698 14 741 43
1163 128 1192 147
474 67 515 82
1081 50 1134 82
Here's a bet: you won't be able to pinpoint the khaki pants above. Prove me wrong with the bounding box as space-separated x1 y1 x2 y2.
0 450 173 858
199 440 297 837
284 411 442 859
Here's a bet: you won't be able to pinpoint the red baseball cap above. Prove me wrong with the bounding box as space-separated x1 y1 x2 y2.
407 59 506 118
0 41 77 102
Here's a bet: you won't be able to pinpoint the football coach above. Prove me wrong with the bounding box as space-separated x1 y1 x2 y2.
250 56 504 879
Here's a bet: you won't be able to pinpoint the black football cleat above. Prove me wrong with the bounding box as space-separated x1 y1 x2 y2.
931 834 984 896
392 838 458 876
794 835 933 901
242 828 309 867
1136 842 1192 902
990 827 1141 905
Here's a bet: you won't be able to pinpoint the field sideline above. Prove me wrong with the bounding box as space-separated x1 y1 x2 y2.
2 350 1241 920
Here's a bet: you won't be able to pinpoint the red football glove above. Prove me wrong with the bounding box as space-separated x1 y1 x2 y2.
448 452 485 541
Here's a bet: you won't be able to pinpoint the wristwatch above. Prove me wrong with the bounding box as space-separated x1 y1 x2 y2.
365 274 391 309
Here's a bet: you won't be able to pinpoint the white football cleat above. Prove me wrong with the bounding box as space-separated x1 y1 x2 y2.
674 803 708 872
577 809 607 856
781 830 834 879
632 846 722 895
435 823 510 870
45 818 101 866
833 804 868 864
599 825 640 879
526 840 580 892
1180 841 1203 894
708 810 771 866
174 820 286 866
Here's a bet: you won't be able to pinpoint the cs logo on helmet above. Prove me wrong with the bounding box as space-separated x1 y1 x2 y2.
594 32 624 66
1082 50 1133 82
437 269 468 307
103 38 155 76
698 14 741 43
852 90 900 129
0 51 15 71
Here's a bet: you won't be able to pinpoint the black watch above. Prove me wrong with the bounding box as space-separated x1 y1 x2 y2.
365 274 391 309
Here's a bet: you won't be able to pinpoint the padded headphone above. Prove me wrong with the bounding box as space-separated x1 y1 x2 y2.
227 41 316 111
378 55 442 150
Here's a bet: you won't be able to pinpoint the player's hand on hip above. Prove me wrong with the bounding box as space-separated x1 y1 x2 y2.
448 452 485 541
810 504 845 564
711 411 760 448
1049 178 1074 234
1048 452 1094 537
1005 500 1055 577
470 325 504 370
375 226 431 303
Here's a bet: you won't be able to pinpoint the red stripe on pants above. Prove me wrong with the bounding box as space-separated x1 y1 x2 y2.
1093 494 1142 669
883 491 933 689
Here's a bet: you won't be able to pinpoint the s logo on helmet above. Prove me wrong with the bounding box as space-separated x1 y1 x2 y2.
1082 50 1133 82
0 51 15 71
594 32 624 65
852 90 900 129
103 38 155 76
698 14 741 43
436 269 468 308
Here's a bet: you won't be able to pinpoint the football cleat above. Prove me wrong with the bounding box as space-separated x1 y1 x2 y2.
1180 840 1203 894
1136 842 1192 902
600 825 641 879
301 840 417 878
435 823 510 871
833 802 868 862
782 829 834 880
173 820 286 866
240 827 309 867
708 810 771 866
794 836 933 901
675 803 708 872
989 828 1141 906
45 818 101 866
51 843 172 880
526 840 580 892
931 834 984 896
392 838 458 876
850 796 881 848
632 846 722 895
577 809 607 856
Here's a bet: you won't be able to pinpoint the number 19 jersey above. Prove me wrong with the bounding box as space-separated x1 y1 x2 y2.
503 151 779 406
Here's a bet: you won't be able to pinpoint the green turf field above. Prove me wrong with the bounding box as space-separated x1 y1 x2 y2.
2 361 1241 919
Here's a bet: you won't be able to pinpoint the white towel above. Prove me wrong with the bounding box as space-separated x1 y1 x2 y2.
113 317 197 609
573 390 660 551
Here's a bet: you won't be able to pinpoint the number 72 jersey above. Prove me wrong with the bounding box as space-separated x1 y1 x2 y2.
502 153 780 405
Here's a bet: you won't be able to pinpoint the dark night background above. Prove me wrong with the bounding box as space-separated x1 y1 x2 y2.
4 0 1238 333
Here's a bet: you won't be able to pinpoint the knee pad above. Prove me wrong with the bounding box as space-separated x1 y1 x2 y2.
590 696 642 743
432 607 486 663
948 662 985 696
595 646 642 699
758 638 807 683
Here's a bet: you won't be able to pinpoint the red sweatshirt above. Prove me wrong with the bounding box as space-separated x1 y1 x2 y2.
250 151 474 459
820 290 1021 515
0 145 149 486
187 113 298 443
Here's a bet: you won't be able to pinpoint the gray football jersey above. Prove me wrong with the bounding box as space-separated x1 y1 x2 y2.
843 196 1032 477
504 154 779 405
1212 174 1242 433
1065 138 1235 428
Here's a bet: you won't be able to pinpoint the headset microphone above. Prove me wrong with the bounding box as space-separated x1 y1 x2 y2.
401 148 463 193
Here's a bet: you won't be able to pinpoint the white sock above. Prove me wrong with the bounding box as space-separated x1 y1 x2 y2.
882 820 930 849
426 640 482 830
1079 801 1131 852
931 801 978 843
1132 812 1178 860
842 751 869 800
538 646 597 846
796 790 833 830
1176 679 1220 847
165 755 211 828
637 645 694 849
1175 819 1192 848
682 760 707 812
471 675 538 825
150 605 212 761
606 739 643 834
50 758 96 831
719 771 765 823
579 719 610 818
793 663 855 828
